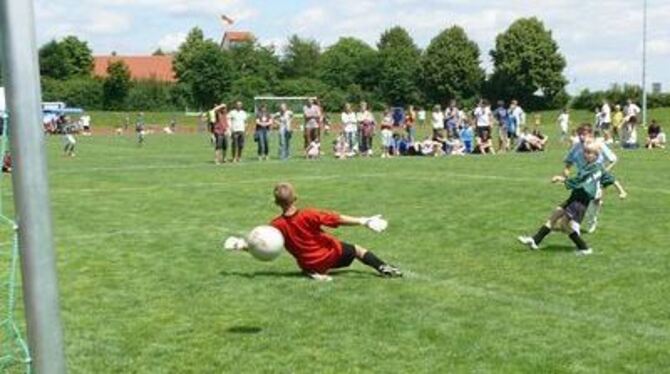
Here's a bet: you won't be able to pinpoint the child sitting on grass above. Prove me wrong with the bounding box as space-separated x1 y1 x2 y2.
518 142 627 256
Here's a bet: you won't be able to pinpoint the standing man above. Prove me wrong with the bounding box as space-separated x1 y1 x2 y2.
624 99 641 124
357 101 375 156
136 112 146 146
229 101 248 163
600 100 612 141
275 103 294 160
509 100 525 145
211 103 229 164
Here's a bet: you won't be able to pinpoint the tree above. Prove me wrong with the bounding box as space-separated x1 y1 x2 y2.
173 28 235 109
152 48 166 56
103 61 131 110
489 17 567 109
228 41 281 88
318 37 378 91
422 26 485 104
39 36 93 80
281 35 321 79
377 27 422 105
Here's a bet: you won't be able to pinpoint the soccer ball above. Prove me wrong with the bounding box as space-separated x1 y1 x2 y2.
247 226 284 262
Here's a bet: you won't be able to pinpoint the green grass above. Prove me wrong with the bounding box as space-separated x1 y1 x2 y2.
1 113 669 373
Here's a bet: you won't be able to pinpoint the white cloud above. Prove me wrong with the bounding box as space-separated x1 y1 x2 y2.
648 40 670 56
573 60 633 76
83 9 132 35
157 32 187 52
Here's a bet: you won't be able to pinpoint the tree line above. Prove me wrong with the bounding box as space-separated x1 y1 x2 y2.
0 17 665 112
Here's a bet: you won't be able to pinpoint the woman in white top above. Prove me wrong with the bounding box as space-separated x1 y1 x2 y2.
341 103 358 155
275 103 294 160
432 105 445 140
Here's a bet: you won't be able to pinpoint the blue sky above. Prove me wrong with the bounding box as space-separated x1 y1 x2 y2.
34 0 670 93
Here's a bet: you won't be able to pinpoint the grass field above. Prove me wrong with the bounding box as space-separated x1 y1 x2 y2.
1 114 670 373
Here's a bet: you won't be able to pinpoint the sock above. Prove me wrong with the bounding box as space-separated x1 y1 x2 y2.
361 251 386 270
533 225 551 245
569 232 589 250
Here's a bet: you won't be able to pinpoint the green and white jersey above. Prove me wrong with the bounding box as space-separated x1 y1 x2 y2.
565 162 615 202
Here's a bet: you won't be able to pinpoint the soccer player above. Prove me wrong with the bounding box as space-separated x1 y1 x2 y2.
135 112 146 146
563 124 617 233
62 125 77 157
266 183 402 280
518 143 627 256
557 109 570 143
229 101 248 163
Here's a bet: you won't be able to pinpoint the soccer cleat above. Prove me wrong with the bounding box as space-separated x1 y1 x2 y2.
306 272 333 282
378 264 403 278
576 248 593 256
517 236 539 250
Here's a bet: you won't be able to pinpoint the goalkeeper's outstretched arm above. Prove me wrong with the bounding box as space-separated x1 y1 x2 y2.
339 215 388 233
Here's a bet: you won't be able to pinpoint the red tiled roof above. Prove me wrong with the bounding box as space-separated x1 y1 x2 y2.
93 55 176 82
224 31 253 42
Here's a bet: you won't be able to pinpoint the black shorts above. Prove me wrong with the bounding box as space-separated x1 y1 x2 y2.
600 122 611 131
334 242 357 269
476 126 491 138
561 197 588 224
214 133 228 150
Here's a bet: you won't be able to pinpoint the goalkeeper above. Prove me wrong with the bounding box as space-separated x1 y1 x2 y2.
228 182 402 281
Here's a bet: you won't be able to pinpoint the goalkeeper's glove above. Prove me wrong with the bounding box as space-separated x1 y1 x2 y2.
362 215 388 233
224 236 249 251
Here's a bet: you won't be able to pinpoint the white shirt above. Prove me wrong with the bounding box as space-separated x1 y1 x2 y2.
625 103 641 119
474 106 491 128
341 112 357 133
601 104 611 123
418 110 426 121
228 109 248 132
357 110 374 124
277 110 293 131
304 105 321 129
511 106 525 125
81 115 91 128
432 111 444 130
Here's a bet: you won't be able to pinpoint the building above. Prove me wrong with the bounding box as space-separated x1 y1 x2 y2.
93 55 176 82
220 31 254 50
652 82 662 94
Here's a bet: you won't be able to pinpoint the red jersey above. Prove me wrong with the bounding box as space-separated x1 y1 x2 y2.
271 209 343 273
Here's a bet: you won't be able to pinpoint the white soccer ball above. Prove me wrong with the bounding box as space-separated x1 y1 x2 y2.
247 226 284 262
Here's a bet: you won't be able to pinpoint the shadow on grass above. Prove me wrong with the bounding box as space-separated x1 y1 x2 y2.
219 269 377 279
226 326 262 334
541 244 576 253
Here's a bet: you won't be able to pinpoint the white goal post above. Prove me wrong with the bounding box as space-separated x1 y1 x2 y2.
253 96 317 118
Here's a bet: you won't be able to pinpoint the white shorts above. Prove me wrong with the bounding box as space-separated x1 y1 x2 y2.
381 129 393 147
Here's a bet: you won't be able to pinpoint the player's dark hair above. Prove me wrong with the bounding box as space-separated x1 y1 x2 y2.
577 123 593 135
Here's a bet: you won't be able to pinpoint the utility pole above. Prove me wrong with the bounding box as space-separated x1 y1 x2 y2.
642 0 648 126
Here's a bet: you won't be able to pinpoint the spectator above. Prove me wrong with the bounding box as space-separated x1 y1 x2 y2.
230 101 249 162
417 107 427 128
357 102 375 156
508 100 524 143
493 100 509 151
474 99 493 139
306 138 321 160
475 129 495 155
621 116 639 149
303 98 321 152
275 103 294 160
380 108 394 158
431 105 445 140
646 120 666 149
612 104 624 143
459 121 475 154
445 100 460 138
255 105 272 161
212 103 230 164
624 99 641 123
341 103 358 156
600 100 612 141
516 127 546 152
406 105 417 143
